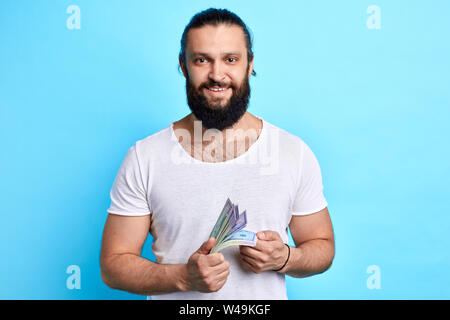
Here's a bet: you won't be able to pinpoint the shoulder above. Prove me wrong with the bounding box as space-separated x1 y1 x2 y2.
132 124 174 160
262 119 308 155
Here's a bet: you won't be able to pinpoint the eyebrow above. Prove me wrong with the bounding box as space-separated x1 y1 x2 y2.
190 52 243 58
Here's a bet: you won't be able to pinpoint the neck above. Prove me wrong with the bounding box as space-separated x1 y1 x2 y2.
187 111 261 141
173 111 263 162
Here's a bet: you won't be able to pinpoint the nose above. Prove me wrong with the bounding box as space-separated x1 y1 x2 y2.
208 61 226 84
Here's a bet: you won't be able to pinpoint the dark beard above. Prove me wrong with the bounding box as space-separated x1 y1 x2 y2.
185 72 251 131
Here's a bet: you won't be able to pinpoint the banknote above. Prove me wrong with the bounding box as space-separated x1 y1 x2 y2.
215 204 238 245
209 198 233 239
211 230 257 253
210 198 257 253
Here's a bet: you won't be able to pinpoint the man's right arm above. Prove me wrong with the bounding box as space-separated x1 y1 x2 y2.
100 214 230 296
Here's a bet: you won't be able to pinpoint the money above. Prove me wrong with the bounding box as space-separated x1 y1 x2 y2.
210 198 257 253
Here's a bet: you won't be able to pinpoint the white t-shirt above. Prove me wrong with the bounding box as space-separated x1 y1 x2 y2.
107 116 328 300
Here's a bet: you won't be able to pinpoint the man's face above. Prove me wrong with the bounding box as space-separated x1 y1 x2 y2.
180 24 254 130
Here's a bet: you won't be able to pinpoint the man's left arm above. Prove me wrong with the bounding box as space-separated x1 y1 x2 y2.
239 207 335 277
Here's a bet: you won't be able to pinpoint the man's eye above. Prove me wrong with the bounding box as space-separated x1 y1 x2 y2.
227 58 237 63
195 58 206 63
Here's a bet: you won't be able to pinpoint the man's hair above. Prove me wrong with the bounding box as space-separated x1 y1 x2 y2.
179 8 256 77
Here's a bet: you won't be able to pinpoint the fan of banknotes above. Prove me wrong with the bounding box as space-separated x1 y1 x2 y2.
209 198 257 253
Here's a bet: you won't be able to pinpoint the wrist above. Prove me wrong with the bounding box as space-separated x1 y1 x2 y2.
274 243 290 273
174 264 190 292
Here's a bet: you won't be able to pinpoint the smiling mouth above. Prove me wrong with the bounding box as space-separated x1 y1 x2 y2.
205 86 231 94
208 86 227 91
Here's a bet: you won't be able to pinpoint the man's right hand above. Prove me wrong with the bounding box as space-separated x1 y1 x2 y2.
182 237 230 293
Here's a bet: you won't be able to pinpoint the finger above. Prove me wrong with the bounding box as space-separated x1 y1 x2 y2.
240 245 263 259
239 240 265 251
213 276 228 291
257 230 281 241
197 237 216 254
202 257 229 276
240 255 260 273
240 239 265 252
212 259 230 274
204 262 230 286
214 264 231 280
206 253 225 267
240 252 267 271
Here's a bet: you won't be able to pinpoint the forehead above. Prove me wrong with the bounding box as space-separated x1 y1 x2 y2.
186 24 247 55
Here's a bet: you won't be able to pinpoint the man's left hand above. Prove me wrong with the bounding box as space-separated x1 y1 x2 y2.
239 230 288 273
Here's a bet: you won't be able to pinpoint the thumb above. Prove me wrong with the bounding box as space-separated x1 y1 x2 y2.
197 237 216 254
257 230 280 241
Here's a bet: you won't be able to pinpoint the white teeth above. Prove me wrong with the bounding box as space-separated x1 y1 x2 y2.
208 87 227 92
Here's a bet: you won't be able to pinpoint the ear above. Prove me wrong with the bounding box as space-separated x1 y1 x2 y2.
179 55 188 78
247 56 254 78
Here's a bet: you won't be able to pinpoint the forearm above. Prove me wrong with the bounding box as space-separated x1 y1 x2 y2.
101 253 188 295
282 239 334 278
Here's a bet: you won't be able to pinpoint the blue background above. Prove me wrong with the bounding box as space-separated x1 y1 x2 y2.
1 0 449 299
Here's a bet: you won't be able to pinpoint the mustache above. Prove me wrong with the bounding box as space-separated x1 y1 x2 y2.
199 81 234 90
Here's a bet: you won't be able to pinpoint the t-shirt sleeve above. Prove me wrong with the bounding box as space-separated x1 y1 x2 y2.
290 141 328 215
107 144 151 216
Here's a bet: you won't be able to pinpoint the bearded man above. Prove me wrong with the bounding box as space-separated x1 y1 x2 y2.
100 8 335 300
